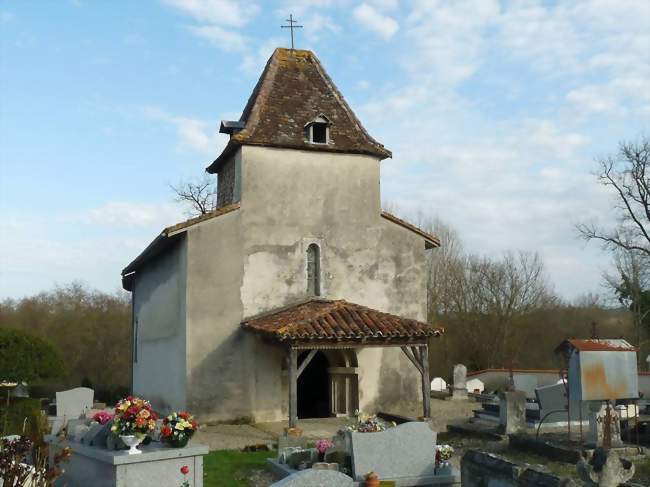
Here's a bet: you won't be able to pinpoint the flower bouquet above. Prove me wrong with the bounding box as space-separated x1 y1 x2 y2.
161 411 198 448
345 412 396 433
92 411 114 425
111 396 157 454
315 438 333 461
435 444 454 475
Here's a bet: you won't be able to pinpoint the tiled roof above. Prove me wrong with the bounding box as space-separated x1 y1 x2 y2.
207 48 390 173
381 211 440 248
164 203 240 236
556 338 637 353
242 299 443 343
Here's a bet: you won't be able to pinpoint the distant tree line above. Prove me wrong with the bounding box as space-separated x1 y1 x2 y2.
415 214 635 379
0 283 131 403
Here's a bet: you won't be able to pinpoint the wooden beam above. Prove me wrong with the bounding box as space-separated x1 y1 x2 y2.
297 349 317 379
420 344 431 419
401 346 423 375
288 348 298 428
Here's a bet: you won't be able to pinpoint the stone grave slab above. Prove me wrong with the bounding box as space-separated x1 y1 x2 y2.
513 375 538 398
81 423 106 445
56 387 93 419
498 391 526 434
350 421 437 482
269 469 353 487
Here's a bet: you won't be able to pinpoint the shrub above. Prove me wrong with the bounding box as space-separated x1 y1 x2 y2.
0 328 66 383
0 398 42 436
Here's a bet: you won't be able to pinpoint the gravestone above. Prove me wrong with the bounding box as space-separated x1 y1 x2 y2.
498 390 526 434
513 375 538 398
577 448 635 487
81 423 105 445
269 469 353 487
350 422 437 482
430 377 447 392
286 449 316 469
56 387 93 419
588 403 622 448
466 378 484 394
452 364 468 400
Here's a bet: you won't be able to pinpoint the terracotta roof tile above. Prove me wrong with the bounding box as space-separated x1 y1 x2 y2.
207 48 390 173
242 299 443 343
557 338 637 353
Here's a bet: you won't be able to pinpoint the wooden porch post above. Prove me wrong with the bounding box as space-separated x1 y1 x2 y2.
288 347 298 428
420 344 431 419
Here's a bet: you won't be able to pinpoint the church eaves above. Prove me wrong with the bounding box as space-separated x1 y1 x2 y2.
207 48 391 173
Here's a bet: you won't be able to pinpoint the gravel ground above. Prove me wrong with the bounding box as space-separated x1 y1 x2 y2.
193 424 276 451
195 397 477 452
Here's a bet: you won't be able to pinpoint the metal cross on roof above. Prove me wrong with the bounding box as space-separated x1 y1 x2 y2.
281 14 303 50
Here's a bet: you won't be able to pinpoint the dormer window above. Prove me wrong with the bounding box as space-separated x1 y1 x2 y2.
305 115 330 145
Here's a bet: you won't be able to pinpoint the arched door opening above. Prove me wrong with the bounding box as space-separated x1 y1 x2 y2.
297 351 329 418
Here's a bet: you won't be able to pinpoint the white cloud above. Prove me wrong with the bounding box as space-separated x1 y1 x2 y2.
353 3 398 40
162 0 259 52
140 106 225 155
72 202 184 228
187 24 248 52
240 37 284 75
162 0 258 27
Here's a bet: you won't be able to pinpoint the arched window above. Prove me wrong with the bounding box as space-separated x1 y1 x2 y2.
306 244 321 296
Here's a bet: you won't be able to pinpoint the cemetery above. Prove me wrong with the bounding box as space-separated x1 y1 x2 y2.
2 5 650 487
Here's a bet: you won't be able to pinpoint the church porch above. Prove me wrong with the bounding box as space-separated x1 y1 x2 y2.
241 298 443 427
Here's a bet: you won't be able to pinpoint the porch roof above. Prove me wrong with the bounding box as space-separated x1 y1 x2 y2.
241 299 443 345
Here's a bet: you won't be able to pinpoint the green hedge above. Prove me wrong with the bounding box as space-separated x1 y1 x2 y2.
0 397 42 436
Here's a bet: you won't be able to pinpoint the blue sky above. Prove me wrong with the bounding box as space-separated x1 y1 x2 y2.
0 0 648 300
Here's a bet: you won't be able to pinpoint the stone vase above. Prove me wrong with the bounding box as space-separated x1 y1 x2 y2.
120 435 143 455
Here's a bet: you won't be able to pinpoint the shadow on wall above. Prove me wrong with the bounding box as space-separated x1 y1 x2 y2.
364 347 421 415
186 328 255 423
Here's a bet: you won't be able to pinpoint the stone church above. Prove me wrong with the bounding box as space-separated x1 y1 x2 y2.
122 48 442 425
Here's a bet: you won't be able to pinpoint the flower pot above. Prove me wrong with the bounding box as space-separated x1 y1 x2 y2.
120 435 143 455
169 436 190 448
365 477 380 487
435 462 452 475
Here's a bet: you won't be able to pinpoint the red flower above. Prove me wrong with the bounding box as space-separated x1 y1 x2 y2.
179 412 189 420
180 465 189 475
161 426 172 437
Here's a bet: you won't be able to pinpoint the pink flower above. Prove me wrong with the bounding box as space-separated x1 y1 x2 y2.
180 465 189 475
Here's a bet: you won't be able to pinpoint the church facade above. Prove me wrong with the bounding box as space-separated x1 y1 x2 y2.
122 48 440 423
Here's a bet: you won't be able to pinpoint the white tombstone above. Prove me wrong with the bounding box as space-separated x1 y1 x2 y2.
466 378 484 394
430 377 447 392
56 387 94 419
646 354 650 371
452 364 467 400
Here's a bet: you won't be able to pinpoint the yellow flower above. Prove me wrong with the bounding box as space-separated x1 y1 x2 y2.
139 409 150 419
175 423 185 431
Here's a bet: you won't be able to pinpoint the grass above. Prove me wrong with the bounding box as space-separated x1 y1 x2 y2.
203 449 276 487
0 397 41 436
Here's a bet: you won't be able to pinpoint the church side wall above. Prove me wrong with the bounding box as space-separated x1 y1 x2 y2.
132 238 187 413
184 208 251 422
239 146 428 419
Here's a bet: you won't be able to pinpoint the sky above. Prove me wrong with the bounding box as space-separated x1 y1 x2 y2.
0 0 649 301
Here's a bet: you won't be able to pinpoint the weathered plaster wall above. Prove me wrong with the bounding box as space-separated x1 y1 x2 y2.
239 145 428 418
132 238 187 413
184 209 251 422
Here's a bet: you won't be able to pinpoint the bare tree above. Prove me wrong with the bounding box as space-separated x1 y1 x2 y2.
171 175 218 216
577 136 650 256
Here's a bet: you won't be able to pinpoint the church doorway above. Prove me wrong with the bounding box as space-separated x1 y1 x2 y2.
297 351 329 418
